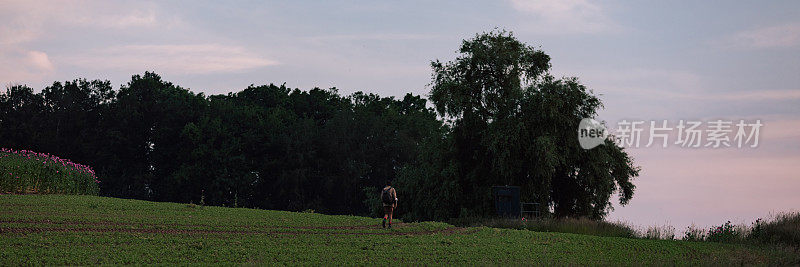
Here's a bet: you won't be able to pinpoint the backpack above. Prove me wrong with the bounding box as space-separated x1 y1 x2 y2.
381 187 395 205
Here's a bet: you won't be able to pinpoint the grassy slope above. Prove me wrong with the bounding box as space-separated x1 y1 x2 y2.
0 195 797 265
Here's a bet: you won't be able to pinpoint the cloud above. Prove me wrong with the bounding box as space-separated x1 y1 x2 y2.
715 89 800 101
0 20 38 46
718 22 800 49
0 1 46 45
67 7 161 29
0 1 177 45
0 49 55 85
606 87 800 102
307 33 439 43
572 68 800 101
508 0 620 34
63 44 278 74
0 0 183 84
26 51 54 71
568 68 706 94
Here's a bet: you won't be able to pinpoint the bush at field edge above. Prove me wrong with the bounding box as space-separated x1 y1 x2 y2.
0 148 99 195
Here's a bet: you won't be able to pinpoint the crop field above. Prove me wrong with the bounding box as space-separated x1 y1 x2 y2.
0 195 797 265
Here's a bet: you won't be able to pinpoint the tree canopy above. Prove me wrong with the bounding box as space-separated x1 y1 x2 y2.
398 30 639 220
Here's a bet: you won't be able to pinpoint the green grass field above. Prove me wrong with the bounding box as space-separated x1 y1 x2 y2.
1 195 797 265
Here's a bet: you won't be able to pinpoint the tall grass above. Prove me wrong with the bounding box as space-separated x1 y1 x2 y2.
450 217 638 238
749 212 800 247
642 224 676 240
680 213 800 248
0 148 99 195
452 214 800 246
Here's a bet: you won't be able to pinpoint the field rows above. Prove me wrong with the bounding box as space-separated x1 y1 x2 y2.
1 195 798 265
0 219 467 236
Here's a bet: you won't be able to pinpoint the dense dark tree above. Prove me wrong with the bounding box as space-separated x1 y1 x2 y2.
0 85 46 150
39 80 115 169
400 30 639 220
96 72 207 199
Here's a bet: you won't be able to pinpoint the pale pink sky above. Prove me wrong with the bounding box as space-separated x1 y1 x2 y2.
607 139 800 230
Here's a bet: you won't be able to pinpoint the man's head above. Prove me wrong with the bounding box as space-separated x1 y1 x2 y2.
386 179 392 186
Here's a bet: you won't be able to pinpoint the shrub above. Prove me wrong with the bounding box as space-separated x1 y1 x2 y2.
0 148 99 195
749 212 800 247
706 221 744 243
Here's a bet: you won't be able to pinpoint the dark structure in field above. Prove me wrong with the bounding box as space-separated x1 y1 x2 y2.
492 186 521 217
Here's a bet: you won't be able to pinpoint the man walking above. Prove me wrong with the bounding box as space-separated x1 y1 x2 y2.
381 180 398 228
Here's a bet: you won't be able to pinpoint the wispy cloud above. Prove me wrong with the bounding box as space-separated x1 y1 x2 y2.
307 33 439 43
717 22 800 49
25 51 54 71
604 86 800 102
574 68 800 101
715 89 800 101
0 48 55 85
63 44 278 74
68 7 162 29
0 1 48 45
508 0 621 34
0 0 181 84
0 1 175 45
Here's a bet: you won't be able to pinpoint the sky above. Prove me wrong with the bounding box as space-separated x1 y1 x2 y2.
1 0 798 232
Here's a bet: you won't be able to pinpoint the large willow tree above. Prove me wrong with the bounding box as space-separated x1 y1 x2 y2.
398 30 639 220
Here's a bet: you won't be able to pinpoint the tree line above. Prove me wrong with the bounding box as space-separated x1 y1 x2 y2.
0 31 639 220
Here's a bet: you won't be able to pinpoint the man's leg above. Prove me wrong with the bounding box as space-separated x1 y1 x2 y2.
387 207 393 228
382 206 388 228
